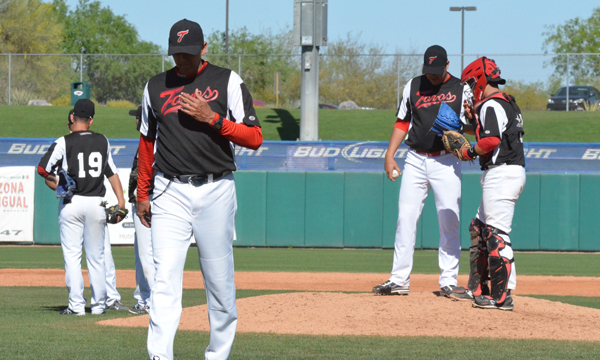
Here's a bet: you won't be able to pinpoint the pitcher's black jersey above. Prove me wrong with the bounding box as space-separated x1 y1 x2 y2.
475 94 525 170
140 61 260 176
397 74 471 153
38 131 118 197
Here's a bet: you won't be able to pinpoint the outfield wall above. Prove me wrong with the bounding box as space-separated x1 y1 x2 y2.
3 138 599 250
29 171 600 251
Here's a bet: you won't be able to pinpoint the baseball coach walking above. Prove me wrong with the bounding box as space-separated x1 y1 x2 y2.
136 19 263 360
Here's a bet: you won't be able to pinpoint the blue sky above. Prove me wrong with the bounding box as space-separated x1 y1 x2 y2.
63 0 598 85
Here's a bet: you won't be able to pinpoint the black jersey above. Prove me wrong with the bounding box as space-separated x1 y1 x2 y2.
140 62 260 176
397 74 470 153
475 93 525 170
38 131 117 197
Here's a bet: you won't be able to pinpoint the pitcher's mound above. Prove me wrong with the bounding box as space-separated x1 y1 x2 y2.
99 291 600 342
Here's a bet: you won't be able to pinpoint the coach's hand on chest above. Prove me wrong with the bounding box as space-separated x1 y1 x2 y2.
178 89 215 125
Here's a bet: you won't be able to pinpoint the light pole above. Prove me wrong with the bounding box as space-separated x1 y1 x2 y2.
225 0 229 54
449 6 476 71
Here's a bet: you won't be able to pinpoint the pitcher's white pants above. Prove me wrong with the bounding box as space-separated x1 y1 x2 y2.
148 173 237 360
58 195 107 314
132 203 154 308
103 227 122 306
476 164 526 290
390 150 462 288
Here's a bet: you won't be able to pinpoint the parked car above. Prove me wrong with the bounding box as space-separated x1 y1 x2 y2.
319 103 339 109
546 86 600 111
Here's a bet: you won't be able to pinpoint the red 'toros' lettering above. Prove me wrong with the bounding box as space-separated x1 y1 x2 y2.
415 92 457 109
159 86 220 116
160 86 185 116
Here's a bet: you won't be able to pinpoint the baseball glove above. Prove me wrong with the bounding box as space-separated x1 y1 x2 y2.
442 130 473 161
431 102 463 136
105 205 129 224
56 169 76 199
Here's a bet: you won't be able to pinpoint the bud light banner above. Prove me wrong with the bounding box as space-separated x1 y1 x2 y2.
1 138 600 173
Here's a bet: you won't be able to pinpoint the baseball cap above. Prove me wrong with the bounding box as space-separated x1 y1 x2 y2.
129 105 142 119
423 45 448 75
168 19 204 56
73 99 95 119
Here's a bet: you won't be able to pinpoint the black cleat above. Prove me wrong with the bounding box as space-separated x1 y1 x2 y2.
372 280 409 295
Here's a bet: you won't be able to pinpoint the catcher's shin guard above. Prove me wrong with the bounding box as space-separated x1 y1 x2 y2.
467 218 489 296
483 225 513 304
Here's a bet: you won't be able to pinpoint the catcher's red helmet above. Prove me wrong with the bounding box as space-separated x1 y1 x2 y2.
461 57 505 105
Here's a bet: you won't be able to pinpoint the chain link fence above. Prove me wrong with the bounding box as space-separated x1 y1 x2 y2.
1 53 599 110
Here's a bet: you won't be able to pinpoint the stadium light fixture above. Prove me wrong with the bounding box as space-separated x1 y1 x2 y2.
450 6 477 71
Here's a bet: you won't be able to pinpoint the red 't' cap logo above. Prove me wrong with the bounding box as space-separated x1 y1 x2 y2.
428 56 437 65
177 30 189 43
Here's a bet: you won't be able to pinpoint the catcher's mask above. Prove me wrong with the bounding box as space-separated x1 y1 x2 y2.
461 57 505 105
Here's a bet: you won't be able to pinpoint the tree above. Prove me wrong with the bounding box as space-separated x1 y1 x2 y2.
502 81 549 111
0 0 69 104
319 33 420 109
206 27 299 108
52 0 164 104
543 8 600 85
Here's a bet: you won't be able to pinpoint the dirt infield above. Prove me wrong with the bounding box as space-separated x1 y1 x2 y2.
3 269 600 341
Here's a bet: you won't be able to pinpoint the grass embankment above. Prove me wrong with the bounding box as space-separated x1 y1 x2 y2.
1 105 599 142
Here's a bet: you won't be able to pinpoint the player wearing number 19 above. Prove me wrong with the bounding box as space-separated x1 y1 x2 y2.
37 99 126 316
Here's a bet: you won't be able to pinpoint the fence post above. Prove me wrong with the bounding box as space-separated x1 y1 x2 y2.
238 54 241 75
396 54 401 109
161 55 165 73
565 53 570 112
80 53 83 82
8 53 11 106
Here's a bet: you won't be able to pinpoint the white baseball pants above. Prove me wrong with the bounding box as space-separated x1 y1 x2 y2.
103 227 122 306
58 195 107 314
476 164 526 290
132 203 154 308
148 173 238 360
390 150 462 288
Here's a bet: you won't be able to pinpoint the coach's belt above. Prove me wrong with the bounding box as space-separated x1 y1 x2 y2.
413 149 447 157
162 171 232 186
485 163 508 170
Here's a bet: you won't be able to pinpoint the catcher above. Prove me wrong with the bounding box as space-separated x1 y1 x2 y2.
443 57 526 311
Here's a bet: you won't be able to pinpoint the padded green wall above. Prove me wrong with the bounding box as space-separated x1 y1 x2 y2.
305 172 345 247
234 171 266 246
579 174 600 251
343 172 383 247
233 171 600 251
33 176 60 244
540 174 580 250
32 171 600 251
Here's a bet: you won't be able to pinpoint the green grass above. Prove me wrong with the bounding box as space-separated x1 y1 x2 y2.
2 105 600 142
0 286 599 359
526 295 600 309
1 247 600 359
2 246 599 276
